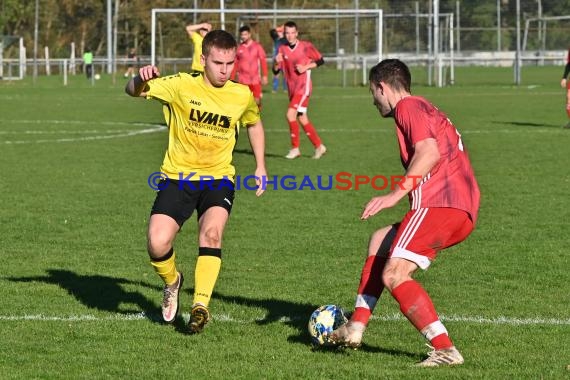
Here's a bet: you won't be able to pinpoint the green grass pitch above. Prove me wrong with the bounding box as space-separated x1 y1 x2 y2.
0 66 569 379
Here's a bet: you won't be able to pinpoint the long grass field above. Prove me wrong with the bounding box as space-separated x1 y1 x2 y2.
0 65 569 379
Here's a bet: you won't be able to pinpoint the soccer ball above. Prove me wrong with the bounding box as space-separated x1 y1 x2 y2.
94 74 101 80
307 304 347 346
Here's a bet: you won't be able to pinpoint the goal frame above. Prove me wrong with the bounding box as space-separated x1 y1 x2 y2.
150 8 383 67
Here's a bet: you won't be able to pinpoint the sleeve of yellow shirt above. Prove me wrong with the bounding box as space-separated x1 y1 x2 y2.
240 92 261 126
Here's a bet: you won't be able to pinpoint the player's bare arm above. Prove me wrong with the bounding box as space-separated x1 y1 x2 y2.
562 62 570 87
246 120 267 197
259 48 269 85
361 138 440 220
185 22 211 36
125 65 160 97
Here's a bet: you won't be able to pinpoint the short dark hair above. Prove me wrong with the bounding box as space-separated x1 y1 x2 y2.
284 21 297 29
239 25 250 33
202 29 237 55
369 59 411 93
269 29 279 40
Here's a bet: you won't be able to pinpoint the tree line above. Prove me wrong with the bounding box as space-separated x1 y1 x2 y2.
1 0 569 59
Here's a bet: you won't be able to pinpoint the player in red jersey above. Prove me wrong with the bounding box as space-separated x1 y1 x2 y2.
274 21 327 159
560 46 570 128
329 59 480 367
232 25 268 110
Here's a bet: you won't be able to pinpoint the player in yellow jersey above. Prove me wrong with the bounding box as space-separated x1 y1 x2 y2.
185 22 212 74
125 29 266 334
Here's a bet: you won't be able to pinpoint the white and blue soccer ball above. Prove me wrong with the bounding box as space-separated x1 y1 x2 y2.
308 304 348 346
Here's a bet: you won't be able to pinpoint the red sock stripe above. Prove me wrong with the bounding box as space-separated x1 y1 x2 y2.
391 280 438 331
301 122 322 147
288 120 300 148
391 280 453 349
352 256 386 325
358 256 386 299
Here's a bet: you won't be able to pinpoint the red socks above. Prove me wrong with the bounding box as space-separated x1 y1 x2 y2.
288 120 300 148
301 122 322 147
288 120 322 148
391 280 453 349
351 255 386 325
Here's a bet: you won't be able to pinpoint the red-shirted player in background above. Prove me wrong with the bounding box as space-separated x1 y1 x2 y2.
559 46 570 129
329 59 480 367
232 25 268 110
274 21 327 159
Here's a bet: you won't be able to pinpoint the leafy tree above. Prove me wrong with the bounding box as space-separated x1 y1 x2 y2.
1 0 568 60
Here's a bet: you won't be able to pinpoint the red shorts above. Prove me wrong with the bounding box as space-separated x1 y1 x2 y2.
288 93 310 113
247 84 262 100
389 208 473 270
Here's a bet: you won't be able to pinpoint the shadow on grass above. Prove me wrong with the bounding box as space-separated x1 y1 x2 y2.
212 293 417 359
492 120 563 128
7 269 162 324
233 148 283 158
6 270 418 359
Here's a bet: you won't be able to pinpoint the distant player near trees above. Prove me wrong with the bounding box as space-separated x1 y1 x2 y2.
232 25 268 110
269 25 287 93
560 46 570 129
124 48 137 78
274 21 327 159
185 22 212 74
83 49 93 79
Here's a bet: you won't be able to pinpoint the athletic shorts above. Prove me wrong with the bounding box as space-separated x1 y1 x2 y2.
150 179 235 227
247 84 263 100
288 93 310 113
389 207 474 270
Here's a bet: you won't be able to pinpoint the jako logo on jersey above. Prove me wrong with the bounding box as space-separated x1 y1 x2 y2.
189 108 232 128
189 99 201 106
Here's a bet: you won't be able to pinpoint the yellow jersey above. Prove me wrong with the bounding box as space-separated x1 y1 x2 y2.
190 33 205 72
146 72 260 181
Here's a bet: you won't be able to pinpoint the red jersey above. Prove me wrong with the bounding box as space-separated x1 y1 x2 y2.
394 96 480 223
234 40 268 85
277 40 322 97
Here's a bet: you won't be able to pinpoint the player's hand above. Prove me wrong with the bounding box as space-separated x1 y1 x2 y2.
561 78 567 88
138 65 160 81
360 194 398 220
295 64 306 74
262 76 268 86
254 168 267 197
275 53 283 63
204 23 212 31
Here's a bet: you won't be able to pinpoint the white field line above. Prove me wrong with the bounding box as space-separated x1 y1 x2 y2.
1 121 166 144
1 312 569 326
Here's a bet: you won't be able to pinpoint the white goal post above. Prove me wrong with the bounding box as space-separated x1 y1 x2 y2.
522 15 570 56
0 36 25 80
150 8 383 68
